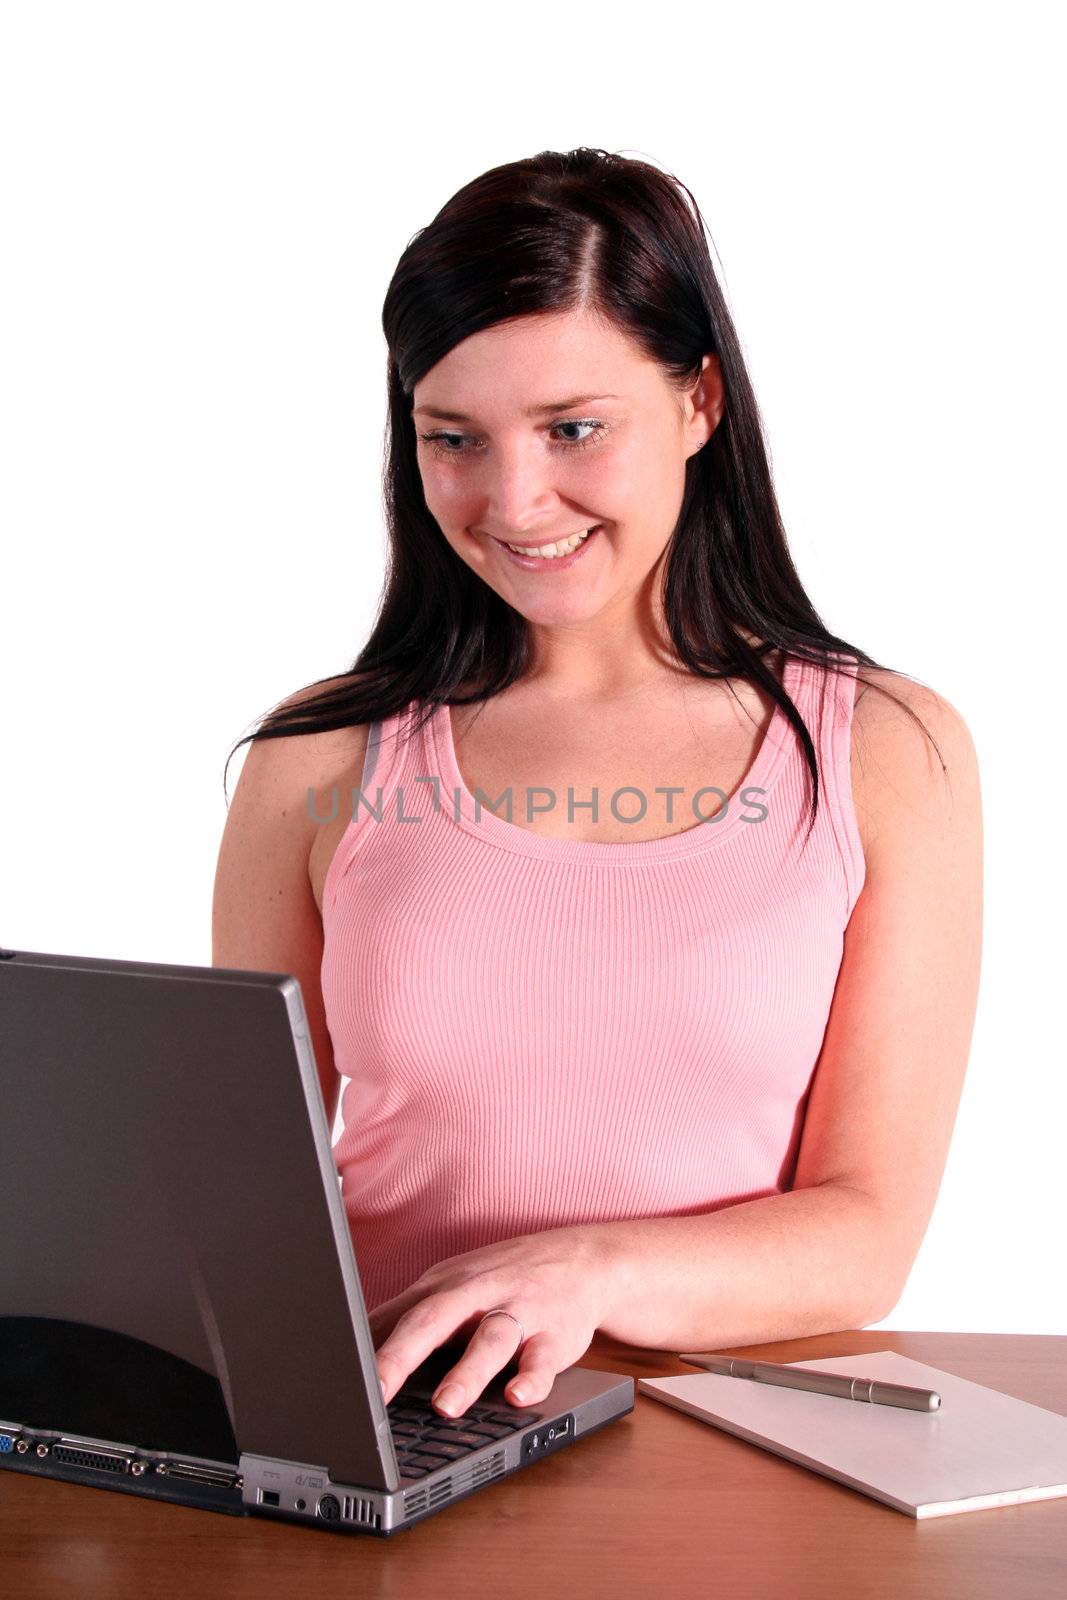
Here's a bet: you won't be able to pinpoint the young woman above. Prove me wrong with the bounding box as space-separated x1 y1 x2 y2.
213 147 982 1423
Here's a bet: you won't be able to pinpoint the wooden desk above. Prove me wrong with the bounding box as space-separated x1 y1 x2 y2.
2 1330 1064 1598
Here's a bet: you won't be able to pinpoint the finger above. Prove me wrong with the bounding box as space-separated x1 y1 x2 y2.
375 1290 474 1405
368 1282 450 1395
500 1331 560 1409
429 1309 526 1416
367 1280 435 1344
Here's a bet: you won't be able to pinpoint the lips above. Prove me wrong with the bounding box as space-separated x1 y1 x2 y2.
499 531 591 550
492 524 603 570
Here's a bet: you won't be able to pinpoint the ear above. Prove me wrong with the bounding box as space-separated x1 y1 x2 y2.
684 352 724 456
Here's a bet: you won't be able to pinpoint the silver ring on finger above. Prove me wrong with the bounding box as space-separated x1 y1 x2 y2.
477 1307 525 1344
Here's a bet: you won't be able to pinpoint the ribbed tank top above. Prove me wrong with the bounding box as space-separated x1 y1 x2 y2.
321 653 865 1314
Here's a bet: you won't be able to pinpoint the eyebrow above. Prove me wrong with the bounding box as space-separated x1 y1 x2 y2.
412 393 620 423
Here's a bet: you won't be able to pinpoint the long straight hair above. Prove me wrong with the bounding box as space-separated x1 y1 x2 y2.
224 146 939 838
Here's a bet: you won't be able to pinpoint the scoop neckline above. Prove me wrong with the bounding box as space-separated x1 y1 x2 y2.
426 654 804 865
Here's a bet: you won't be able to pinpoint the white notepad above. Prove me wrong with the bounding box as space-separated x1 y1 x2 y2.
638 1350 1067 1519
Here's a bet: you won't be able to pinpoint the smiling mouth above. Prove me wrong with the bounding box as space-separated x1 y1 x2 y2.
491 524 603 562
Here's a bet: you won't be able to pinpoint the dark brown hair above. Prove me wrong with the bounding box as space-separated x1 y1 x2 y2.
224 146 939 837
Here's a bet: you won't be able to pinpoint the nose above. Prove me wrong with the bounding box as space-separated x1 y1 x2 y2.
479 438 564 537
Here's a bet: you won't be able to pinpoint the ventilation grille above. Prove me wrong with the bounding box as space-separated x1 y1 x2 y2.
341 1494 381 1528
402 1448 506 1517
468 1449 506 1487
403 1480 458 1515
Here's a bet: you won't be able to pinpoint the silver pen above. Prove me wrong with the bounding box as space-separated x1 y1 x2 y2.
677 1353 941 1412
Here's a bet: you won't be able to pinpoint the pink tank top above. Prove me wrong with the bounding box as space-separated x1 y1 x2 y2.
321 653 865 1314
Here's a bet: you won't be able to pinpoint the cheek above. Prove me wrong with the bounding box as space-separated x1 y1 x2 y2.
622 430 688 512
596 427 668 489
415 467 451 508
420 468 467 519
615 432 670 490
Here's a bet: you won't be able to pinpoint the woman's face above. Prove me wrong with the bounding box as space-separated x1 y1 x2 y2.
411 308 722 637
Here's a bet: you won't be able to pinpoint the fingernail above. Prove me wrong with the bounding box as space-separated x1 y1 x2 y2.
509 1382 530 1404
380 1378 387 1399
433 1383 465 1414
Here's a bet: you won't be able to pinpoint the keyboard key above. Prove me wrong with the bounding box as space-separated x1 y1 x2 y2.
416 1438 469 1462
482 1410 539 1427
423 1428 486 1450
467 1421 515 1440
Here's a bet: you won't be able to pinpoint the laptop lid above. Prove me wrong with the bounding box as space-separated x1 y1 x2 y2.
0 945 401 1491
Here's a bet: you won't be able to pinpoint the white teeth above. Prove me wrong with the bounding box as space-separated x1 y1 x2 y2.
505 527 595 558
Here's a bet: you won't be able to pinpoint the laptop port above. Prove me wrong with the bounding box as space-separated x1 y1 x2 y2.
53 1439 136 1474
158 1461 240 1488
260 1489 280 1506
520 1412 575 1461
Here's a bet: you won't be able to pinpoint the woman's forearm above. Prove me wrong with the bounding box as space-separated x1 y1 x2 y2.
580 1181 892 1352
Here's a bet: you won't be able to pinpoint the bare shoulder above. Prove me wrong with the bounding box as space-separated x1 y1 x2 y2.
267 671 373 752
237 673 372 823
849 665 982 872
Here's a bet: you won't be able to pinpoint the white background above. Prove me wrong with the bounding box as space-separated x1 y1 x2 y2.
1 2 1063 1334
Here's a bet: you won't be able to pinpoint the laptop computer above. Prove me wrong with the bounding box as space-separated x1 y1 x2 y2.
0 946 634 1536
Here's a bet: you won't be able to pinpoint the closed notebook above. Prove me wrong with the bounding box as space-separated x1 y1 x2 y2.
638 1350 1067 1519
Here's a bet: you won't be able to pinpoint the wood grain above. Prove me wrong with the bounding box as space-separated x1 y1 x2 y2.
2 1330 1065 1599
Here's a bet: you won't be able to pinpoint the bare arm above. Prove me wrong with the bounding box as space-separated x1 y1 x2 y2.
211 685 369 1129
584 672 984 1351
582 1181 889 1351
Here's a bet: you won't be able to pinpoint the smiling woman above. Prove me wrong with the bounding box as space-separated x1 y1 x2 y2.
215 147 982 1422
408 304 723 643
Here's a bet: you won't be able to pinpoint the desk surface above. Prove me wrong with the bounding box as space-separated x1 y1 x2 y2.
2 1329 1064 1598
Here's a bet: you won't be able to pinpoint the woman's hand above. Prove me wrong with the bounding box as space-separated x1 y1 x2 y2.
367 1224 624 1417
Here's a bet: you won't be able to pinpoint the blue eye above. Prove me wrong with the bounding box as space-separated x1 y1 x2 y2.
419 419 607 460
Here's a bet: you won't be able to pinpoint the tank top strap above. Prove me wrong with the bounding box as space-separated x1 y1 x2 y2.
808 651 866 921
322 698 421 917
357 698 420 800
358 720 382 793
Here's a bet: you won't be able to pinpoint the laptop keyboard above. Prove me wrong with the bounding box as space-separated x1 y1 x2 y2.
387 1389 540 1480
